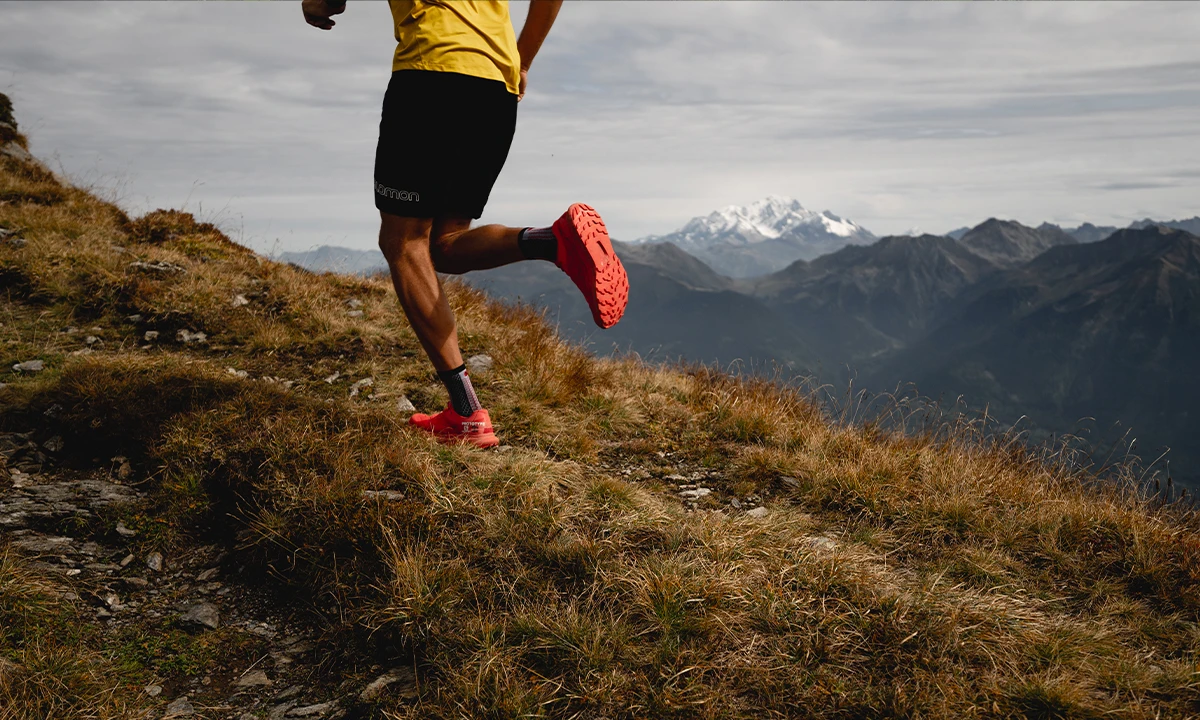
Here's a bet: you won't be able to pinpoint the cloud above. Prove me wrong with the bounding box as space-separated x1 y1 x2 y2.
1 0 1198 251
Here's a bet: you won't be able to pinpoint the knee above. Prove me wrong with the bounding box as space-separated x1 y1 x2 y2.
378 215 433 264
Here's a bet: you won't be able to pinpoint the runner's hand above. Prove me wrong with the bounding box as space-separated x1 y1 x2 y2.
518 68 528 101
303 0 345 30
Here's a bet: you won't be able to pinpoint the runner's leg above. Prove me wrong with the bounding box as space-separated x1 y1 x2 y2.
378 211 463 372
429 216 525 274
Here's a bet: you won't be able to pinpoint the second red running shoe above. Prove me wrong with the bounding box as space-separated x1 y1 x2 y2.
552 204 629 329
408 405 500 449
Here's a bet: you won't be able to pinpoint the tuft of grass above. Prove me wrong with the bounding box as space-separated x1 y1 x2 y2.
0 549 136 720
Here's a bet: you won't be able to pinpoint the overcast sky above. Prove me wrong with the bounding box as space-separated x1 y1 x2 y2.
3 1 1199 254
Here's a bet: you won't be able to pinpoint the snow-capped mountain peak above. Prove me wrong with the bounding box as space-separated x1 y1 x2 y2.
635 196 875 278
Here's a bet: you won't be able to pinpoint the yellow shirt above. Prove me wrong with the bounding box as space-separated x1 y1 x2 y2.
388 0 521 96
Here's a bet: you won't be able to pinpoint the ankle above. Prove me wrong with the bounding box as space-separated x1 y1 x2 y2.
518 226 557 262
437 364 483 416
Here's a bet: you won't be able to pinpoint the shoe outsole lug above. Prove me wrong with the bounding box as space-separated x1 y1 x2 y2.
554 203 629 329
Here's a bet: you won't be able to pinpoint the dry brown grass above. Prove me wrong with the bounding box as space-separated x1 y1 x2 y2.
2 113 1200 718
0 549 133 720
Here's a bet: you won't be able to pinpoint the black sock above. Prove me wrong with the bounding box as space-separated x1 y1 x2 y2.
518 226 557 262
437 364 482 417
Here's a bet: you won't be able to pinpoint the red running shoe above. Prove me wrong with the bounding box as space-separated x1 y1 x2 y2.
552 203 629 329
408 405 500 449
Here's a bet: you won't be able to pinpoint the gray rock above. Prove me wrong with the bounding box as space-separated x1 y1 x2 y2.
679 488 711 500
130 260 186 274
746 506 769 519
10 534 76 554
116 522 138 538
348 377 373 397
806 535 837 552
0 477 142 530
196 567 219 582
43 436 64 453
346 310 364 318
362 489 405 502
729 498 742 509
465 354 493 375
127 314 144 323
0 142 36 164
359 668 417 702
345 298 364 309
226 367 250 379
323 372 340 384
176 329 206 344
395 395 416 412
181 602 219 630
146 552 164 572
145 684 163 696
163 696 195 718
231 294 250 307
144 330 159 341
120 554 135 567
11 360 44 373
287 701 337 717
275 685 304 700
779 476 801 488
268 703 296 720
235 669 273 687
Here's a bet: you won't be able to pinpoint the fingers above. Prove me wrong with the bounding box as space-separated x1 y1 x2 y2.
304 13 335 30
302 0 341 30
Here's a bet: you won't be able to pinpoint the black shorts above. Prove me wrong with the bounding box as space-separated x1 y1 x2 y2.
374 70 518 219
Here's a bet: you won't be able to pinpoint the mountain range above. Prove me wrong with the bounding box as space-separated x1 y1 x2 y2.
631 196 876 278
281 207 1200 485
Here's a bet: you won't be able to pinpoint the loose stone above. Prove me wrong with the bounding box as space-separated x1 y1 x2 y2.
181 602 220 630
287 701 337 717
176 329 207 344
11 360 44 373
235 669 273 687
465 354 493 374
163 696 195 718
359 668 417 701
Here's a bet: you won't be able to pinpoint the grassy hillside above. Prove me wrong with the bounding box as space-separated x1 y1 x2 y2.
3 98 1200 719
